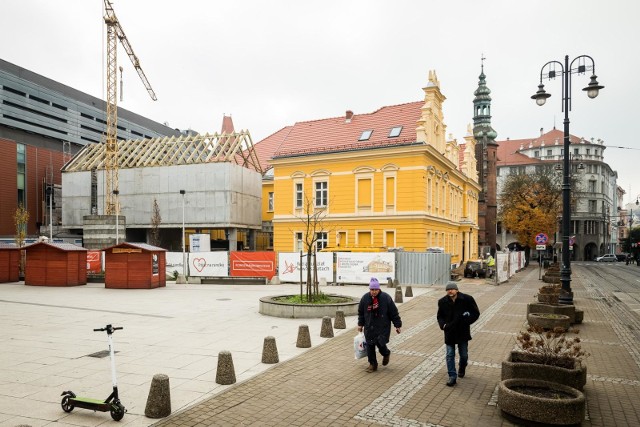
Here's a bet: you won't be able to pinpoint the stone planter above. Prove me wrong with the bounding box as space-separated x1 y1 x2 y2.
498 378 585 426
527 302 576 324
259 294 359 318
502 351 587 391
527 313 571 330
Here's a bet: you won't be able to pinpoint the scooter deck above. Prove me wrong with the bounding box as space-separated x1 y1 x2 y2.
71 396 106 404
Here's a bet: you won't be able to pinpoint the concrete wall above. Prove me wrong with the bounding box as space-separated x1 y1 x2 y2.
62 163 262 229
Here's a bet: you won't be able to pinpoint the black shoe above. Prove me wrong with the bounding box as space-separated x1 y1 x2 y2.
446 377 456 387
459 365 466 378
382 353 390 366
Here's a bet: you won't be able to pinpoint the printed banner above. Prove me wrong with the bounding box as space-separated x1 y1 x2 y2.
188 252 229 277
496 252 509 284
86 250 103 273
335 252 395 284
166 252 187 276
230 252 276 279
509 251 518 277
278 252 334 283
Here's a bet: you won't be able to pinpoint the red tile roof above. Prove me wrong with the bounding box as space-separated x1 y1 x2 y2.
253 101 425 169
496 128 586 165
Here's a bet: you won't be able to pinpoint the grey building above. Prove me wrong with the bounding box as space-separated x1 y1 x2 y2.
496 128 619 261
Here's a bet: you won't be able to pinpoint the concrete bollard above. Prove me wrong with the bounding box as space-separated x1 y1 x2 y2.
262 336 279 364
320 316 334 338
393 278 400 288
334 310 346 329
319 277 327 286
215 351 236 385
176 274 187 284
405 285 413 297
296 324 312 348
387 278 394 288
270 276 281 285
395 287 403 303
144 373 171 418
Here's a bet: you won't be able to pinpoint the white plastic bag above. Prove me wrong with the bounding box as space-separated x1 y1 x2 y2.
354 332 367 359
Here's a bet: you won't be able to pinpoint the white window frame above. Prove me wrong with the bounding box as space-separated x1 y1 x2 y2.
268 192 274 212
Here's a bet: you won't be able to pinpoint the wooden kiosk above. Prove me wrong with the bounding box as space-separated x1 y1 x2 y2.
0 244 21 283
24 242 87 286
104 242 166 289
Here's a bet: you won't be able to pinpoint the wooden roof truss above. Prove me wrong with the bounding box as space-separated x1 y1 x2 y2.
62 131 263 173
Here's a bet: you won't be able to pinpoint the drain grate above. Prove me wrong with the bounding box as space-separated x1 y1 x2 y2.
216 298 231 301
87 350 118 358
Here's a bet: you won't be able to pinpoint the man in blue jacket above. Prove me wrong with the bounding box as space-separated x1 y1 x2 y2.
437 282 480 386
358 278 402 372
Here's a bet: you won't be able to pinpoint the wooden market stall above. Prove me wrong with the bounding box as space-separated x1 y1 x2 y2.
24 242 87 286
0 244 21 283
104 242 166 289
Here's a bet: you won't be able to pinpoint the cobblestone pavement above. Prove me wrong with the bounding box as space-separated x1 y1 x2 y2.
153 265 640 427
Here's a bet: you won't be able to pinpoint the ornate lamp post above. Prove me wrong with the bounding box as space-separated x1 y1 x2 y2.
532 55 604 305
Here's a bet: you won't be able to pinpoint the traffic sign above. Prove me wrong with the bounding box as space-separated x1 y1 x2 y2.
536 245 546 250
535 233 549 245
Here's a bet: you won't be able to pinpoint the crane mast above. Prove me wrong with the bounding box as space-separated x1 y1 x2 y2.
103 0 157 215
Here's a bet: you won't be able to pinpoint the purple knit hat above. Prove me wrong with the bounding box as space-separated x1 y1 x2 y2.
369 278 381 290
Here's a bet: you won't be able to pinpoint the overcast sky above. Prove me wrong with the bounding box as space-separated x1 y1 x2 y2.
2 0 639 206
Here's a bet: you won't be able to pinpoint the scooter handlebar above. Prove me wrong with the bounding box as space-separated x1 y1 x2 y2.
93 325 124 332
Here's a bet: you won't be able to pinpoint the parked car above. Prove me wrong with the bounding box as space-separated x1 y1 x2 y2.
595 254 617 262
464 260 487 278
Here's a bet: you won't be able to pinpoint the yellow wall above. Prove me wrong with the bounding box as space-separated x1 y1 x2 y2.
270 145 479 264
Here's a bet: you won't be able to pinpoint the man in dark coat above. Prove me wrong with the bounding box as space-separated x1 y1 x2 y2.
357 278 402 372
437 281 480 386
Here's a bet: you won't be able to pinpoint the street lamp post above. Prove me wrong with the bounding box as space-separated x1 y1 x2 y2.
532 55 604 305
180 189 186 277
113 189 119 244
46 185 53 241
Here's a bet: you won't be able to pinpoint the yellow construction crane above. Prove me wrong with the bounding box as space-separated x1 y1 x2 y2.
103 0 157 215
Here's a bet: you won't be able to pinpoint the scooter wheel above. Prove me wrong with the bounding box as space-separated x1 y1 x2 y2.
61 395 74 413
110 402 125 421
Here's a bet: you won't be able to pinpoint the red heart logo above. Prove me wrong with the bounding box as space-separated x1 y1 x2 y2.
193 258 206 272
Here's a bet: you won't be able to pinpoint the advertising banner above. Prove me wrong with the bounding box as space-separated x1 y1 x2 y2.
336 252 395 284
509 251 518 277
496 252 509 284
86 250 103 273
166 252 186 276
188 252 228 277
230 252 276 279
278 252 334 283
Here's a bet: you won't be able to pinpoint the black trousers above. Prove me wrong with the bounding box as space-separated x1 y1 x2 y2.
366 336 390 366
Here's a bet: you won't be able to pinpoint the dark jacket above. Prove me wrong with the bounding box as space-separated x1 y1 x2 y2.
358 291 402 345
437 292 480 345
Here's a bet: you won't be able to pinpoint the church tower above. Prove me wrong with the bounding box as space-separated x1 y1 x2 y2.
472 57 498 256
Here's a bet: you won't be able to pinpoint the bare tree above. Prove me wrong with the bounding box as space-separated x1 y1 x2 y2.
13 203 29 277
150 198 162 247
294 195 332 302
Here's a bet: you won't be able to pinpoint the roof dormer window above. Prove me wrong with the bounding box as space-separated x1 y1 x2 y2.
359 130 373 141
388 126 402 138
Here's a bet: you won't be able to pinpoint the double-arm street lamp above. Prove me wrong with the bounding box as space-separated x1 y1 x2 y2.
532 55 604 305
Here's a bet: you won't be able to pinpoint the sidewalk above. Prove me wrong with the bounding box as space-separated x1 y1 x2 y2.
152 266 640 427
1 265 639 426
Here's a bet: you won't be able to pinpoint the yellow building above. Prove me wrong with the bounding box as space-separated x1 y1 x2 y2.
255 71 480 264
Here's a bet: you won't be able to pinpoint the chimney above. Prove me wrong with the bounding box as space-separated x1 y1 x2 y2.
345 110 354 123
540 127 544 136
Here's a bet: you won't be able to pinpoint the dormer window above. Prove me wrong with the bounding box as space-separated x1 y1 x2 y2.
388 126 402 138
359 130 373 141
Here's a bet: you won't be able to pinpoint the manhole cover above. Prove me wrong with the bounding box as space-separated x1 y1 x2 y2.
87 350 118 358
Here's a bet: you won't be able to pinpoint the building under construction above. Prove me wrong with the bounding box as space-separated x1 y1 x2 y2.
61 131 264 250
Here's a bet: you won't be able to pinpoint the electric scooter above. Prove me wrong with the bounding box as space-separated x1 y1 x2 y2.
61 324 126 421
